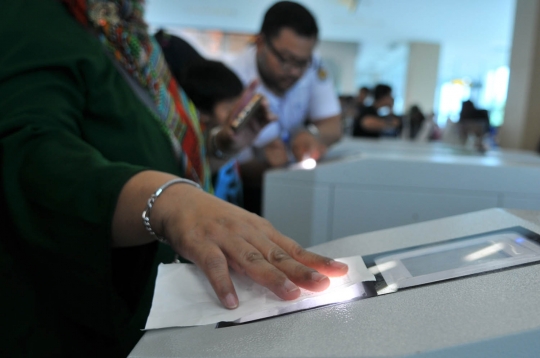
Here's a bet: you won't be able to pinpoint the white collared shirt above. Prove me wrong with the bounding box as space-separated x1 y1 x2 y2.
226 47 340 155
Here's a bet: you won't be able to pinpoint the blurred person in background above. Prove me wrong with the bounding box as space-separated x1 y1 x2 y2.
407 104 426 139
179 59 250 206
156 31 249 206
227 1 342 214
339 95 357 136
356 86 371 113
353 84 401 138
458 100 490 151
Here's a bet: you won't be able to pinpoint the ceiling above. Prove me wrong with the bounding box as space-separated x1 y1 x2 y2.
145 0 516 82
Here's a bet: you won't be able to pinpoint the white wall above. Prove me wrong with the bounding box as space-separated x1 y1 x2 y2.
501 0 540 150
317 41 360 95
404 42 440 115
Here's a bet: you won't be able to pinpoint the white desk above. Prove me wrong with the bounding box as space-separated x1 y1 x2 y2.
130 208 540 358
263 138 540 247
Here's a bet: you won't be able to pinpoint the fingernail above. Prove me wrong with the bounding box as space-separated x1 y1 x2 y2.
283 279 299 293
224 293 238 309
311 272 327 282
329 260 348 270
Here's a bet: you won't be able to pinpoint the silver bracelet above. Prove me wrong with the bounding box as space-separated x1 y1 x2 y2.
142 178 202 244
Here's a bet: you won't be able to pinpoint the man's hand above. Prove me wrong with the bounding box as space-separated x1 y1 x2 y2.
291 131 327 162
263 138 289 167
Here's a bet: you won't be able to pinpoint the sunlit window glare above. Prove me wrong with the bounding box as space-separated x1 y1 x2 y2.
436 66 509 128
479 66 509 127
436 80 471 126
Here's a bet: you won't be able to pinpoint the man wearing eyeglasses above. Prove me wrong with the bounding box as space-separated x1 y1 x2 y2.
227 1 342 214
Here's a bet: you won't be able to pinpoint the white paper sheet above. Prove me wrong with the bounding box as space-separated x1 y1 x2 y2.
145 255 375 329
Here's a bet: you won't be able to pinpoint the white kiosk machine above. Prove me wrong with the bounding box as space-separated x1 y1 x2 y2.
263 139 540 248
130 209 540 358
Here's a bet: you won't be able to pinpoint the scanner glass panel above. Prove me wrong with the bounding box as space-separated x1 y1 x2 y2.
401 243 510 276
374 231 540 290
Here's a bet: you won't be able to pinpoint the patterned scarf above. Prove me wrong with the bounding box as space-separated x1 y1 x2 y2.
62 0 211 191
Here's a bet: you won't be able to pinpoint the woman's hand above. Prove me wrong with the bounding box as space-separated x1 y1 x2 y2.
113 172 349 309
152 181 349 309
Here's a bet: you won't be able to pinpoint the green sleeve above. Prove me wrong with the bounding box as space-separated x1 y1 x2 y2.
0 43 147 348
0 0 174 355
1 65 148 236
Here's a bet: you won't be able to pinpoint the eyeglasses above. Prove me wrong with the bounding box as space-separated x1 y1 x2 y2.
265 38 312 71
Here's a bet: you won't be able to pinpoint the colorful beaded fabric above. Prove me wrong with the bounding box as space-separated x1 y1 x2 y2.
63 0 212 191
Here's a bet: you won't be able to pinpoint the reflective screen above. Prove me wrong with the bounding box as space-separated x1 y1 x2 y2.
402 242 510 277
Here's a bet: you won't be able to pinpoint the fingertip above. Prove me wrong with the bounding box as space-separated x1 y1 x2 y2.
223 292 239 309
278 279 301 300
311 271 329 283
329 260 348 270
324 260 349 277
309 272 331 292
284 278 300 293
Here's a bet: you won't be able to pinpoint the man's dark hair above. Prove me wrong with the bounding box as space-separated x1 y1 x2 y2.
373 84 392 101
154 29 204 84
359 86 370 94
260 1 318 39
154 30 243 114
180 60 243 114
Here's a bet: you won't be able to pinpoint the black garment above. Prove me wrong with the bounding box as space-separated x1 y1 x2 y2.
353 106 402 138
459 108 490 128
458 108 490 140
242 180 263 216
356 103 367 115
352 106 381 138
408 108 426 139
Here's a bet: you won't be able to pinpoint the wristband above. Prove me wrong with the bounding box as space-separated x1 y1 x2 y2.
142 178 202 244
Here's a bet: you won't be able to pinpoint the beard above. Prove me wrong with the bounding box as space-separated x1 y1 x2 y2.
257 56 300 96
